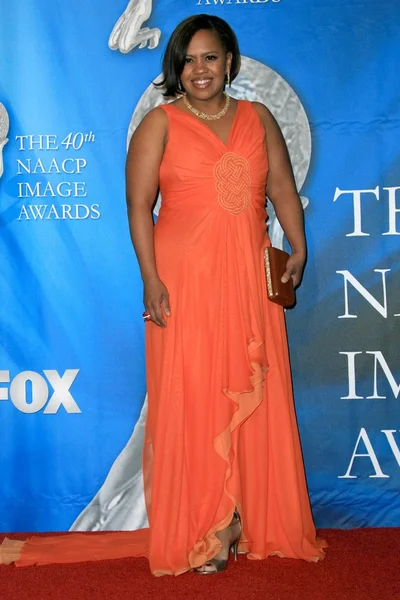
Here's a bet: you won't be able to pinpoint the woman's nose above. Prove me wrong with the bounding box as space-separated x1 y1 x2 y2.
193 60 207 74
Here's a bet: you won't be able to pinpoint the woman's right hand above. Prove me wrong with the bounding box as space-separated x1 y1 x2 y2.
143 276 171 327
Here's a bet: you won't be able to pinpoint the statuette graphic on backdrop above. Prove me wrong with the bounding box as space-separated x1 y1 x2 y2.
0 102 9 178
109 0 160 53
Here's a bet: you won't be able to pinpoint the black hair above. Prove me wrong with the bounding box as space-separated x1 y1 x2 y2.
154 14 241 98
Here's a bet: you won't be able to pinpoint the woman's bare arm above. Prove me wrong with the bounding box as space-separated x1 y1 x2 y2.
253 102 306 287
126 107 170 326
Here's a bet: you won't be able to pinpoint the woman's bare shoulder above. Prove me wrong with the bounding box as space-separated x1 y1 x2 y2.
129 105 169 149
250 101 278 129
139 105 169 130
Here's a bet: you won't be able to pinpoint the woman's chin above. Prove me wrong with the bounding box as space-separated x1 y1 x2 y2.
187 86 223 101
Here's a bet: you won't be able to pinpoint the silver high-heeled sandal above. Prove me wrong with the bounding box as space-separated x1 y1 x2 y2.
195 510 242 575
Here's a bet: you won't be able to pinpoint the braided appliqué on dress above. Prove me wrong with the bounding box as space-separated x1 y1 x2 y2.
214 152 251 216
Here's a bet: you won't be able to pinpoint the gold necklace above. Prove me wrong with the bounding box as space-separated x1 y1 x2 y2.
183 92 230 121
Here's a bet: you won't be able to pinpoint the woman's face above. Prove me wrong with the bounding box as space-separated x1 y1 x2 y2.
180 29 232 100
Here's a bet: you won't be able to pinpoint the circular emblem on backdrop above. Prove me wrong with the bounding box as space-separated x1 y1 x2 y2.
127 56 312 244
214 152 251 216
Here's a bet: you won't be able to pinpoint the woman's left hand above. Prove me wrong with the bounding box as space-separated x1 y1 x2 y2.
281 252 306 288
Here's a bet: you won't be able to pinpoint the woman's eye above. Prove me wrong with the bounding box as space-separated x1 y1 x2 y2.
206 55 217 61
184 57 193 64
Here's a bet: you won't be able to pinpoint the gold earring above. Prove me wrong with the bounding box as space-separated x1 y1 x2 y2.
178 79 186 95
226 71 231 87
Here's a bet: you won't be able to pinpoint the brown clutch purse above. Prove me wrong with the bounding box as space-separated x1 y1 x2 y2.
263 247 295 307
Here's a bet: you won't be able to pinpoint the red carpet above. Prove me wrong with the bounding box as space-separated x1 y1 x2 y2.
1 529 399 600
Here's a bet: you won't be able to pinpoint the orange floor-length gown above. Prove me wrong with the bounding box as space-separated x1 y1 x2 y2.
0 100 325 575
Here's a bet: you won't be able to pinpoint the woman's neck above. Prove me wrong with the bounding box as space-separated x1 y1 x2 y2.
184 91 227 114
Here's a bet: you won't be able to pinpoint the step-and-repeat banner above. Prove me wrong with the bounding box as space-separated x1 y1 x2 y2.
0 0 399 533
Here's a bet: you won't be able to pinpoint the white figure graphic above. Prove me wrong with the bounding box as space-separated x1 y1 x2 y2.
0 103 9 179
109 0 161 53
70 56 313 533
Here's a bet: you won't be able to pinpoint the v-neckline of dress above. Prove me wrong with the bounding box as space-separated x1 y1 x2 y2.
169 98 242 149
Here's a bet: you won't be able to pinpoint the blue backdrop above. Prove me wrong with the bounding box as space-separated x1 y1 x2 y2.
0 0 399 532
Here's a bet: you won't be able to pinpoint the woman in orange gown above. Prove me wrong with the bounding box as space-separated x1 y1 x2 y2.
0 15 325 575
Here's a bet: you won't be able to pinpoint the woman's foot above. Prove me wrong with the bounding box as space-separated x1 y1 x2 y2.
195 511 242 574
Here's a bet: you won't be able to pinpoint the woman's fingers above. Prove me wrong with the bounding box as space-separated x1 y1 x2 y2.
149 301 166 327
145 294 170 328
281 266 300 287
281 254 305 288
143 279 171 328
281 268 293 284
291 270 301 287
161 293 171 317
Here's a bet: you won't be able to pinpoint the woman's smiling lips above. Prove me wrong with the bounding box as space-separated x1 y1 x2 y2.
191 78 213 89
